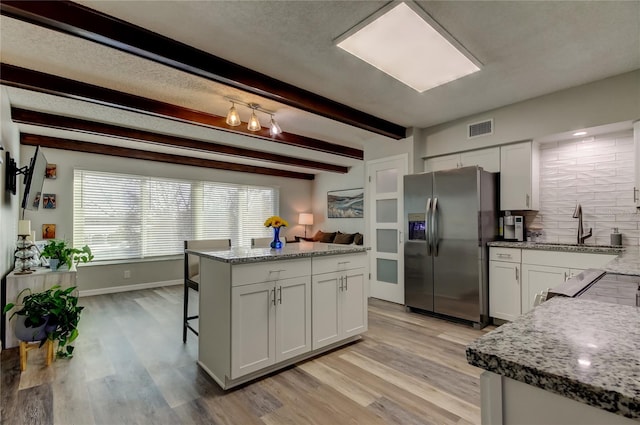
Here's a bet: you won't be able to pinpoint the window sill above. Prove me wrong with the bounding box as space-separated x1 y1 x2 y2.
80 255 182 267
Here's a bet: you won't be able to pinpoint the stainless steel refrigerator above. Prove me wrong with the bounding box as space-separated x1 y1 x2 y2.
404 166 497 328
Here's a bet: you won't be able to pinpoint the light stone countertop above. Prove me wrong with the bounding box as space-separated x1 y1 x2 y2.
467 297 640 420
489 241 640 276
186 241 368 264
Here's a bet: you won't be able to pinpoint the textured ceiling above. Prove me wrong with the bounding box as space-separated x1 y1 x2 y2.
1 1 639 170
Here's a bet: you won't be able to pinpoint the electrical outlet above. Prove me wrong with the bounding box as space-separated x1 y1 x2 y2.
124 270 131 279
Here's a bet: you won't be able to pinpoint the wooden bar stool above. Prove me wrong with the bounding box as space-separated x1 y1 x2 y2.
19 339 54 371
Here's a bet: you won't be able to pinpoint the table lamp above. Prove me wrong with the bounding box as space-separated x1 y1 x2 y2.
299 213 314 238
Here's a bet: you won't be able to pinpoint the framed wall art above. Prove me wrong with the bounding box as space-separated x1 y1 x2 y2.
327 188 364 218
43 193 56 209
45 164 57 179
42 224 56 239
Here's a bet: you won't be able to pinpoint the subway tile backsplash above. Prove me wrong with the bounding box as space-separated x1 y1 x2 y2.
528 130 638 246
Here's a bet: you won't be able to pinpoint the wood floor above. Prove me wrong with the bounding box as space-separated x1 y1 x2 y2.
1 286 493 425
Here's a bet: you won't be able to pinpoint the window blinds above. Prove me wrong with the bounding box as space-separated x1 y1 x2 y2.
73 170 278 261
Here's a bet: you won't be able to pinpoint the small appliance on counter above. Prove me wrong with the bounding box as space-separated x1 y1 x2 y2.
503 214 524 241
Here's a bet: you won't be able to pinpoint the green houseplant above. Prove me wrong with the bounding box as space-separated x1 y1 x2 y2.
3 285 84 358
41 240 94 271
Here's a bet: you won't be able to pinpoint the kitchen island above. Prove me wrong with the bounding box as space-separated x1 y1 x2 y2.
187 242 368 389
469 241 640 424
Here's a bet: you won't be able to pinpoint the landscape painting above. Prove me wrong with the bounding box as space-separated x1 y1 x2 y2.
327 188 364 218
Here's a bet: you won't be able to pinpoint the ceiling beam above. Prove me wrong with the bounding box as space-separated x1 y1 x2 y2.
1 0 407 140
12 108 349 174
1 63 364 160
20 133 315 181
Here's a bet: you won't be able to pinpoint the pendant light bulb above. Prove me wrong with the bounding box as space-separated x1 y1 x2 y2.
225 103 241 127
269 115 282 136
247 109 262 132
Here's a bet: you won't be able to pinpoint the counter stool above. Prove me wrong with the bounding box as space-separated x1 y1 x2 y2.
19 339 54 371
183 239 231 343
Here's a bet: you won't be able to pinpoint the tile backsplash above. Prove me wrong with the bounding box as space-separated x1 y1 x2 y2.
528 130 638 246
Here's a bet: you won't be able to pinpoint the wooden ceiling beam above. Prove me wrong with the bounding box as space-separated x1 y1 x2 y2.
12 108 349 173
1 0 407 140
1 63 364 160
20 133 315 181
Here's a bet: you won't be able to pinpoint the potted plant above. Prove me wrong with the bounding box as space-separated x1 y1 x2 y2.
41 240 93 271
3 285 84 358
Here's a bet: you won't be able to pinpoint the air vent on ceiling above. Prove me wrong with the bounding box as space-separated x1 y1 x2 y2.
468 119 493 139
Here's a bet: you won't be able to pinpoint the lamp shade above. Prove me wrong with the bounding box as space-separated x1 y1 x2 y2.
225 104 241 126
299 213 314 226
247 110 262 131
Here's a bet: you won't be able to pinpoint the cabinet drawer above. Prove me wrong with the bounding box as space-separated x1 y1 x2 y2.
490 248 521 263
521 250 616 269
232 258 311 286
312 253 368 275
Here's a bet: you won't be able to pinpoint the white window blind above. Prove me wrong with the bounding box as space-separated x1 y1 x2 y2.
73 170 278 261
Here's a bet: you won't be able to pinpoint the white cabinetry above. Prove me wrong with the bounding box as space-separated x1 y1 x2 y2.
500 141 540 210
489 247 617 320
489 248 522 321
197 251 368 389
424 147 500 173
520 249 616 314
312 253 368 350
231 275 311 379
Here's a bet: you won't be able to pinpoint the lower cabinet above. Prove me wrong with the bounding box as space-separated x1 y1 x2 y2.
489 247 617 321
489 261 521 321
312 267 367 350
521 265 584 314
231 276 311 379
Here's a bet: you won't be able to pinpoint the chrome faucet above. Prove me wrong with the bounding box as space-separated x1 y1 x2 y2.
572 203 592 244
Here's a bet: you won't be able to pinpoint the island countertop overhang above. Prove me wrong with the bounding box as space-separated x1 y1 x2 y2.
467 297 640 420
186 242 368 264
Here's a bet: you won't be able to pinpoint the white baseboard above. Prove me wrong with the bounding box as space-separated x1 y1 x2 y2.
79 279 182 297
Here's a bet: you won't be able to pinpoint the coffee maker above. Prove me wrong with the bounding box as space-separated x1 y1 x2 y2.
503 215 524 241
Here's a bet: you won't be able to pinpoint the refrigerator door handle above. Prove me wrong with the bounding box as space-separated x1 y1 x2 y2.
433 197 439 257
426 197 432 256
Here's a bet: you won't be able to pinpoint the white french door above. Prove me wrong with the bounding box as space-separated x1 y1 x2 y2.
366 154 408 304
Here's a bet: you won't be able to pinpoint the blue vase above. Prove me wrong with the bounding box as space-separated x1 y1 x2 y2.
270 227 283 249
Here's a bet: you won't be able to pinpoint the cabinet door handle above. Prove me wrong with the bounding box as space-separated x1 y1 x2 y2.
278 286 282 304
515 267 519 282
526 194 530 208
564 272 568 281
344 276 348 291
634 187 638 203
497 253 512 259
271 288 276 306
339 276 344 291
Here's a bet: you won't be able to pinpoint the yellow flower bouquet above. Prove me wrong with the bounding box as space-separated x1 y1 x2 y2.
264 216 289 228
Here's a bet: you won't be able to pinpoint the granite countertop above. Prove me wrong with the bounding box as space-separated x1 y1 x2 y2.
186 241 368 264
488 242 640 276
467 297 640 420
488 240 625 255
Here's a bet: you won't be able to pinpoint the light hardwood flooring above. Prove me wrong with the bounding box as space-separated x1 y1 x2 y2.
1 286 493 425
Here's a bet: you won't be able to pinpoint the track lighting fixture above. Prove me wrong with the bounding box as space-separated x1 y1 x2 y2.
224 98 282 136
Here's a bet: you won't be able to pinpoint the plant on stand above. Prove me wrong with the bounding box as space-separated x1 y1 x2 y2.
3 285 84 358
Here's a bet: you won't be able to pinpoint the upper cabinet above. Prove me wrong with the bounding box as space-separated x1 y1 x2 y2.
424 147 500 173
500 141 540 211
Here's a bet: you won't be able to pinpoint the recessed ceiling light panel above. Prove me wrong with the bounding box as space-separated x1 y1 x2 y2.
335 2 481 93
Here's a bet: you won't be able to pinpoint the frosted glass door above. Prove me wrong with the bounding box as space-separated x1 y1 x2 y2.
367 155 407 304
